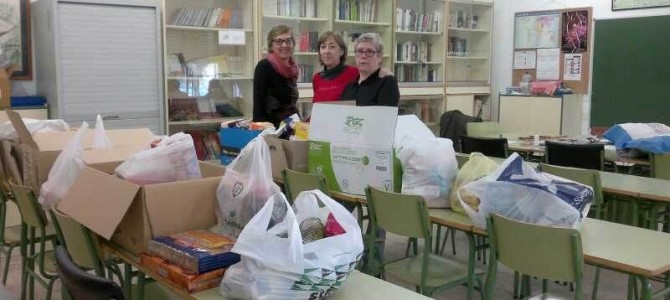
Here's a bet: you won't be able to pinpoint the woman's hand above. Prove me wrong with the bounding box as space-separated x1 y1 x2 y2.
378 67 394 78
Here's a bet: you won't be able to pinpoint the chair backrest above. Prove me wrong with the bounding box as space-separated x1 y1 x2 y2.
539 163 604 219
55 246 125 300
8 180 46 229
545 141 604 171
281 169 328 203
650 153 670 180
365 186 431 239
0 140 21 185
51 209 104 274
487 213 583 282
466 121 501 137
455 152 469 169
460 136 509 158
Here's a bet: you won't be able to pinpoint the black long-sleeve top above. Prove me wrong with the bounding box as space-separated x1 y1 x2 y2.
339 68 400 107
252 59 298 126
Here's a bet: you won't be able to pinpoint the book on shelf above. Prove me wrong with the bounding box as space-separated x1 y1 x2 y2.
297 30 319 52
298 64 315 83
186 130 222 160
169 98 200 121
396 8 440 32
395 65 438 83
169 6 243 29
396 41 432 62
448 37 467 56
337 0 376 22
265 0 317 17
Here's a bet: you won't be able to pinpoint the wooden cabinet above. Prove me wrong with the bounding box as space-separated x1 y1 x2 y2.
498 94 583 136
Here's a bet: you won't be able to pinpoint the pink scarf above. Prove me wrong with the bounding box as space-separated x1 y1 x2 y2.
267 52 299 82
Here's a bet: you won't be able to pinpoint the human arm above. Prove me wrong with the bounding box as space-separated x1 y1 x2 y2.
377 76 400 107
378 67 394 78
253 60 270 122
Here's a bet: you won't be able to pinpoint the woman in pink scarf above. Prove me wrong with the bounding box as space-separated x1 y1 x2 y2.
253 25 299 128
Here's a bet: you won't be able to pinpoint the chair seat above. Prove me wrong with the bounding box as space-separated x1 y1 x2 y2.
3 225 22 244
385 253 483 288
43 250 58 274
526 292 573 300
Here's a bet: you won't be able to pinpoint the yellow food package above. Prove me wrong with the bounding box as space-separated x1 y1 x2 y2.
449 153 499 214
294 121 309 141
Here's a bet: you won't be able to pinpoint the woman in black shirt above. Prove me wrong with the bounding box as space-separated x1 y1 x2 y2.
253 25 299 127
340 33 400 107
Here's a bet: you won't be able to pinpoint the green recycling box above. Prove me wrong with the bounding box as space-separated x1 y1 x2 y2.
308 103 401 195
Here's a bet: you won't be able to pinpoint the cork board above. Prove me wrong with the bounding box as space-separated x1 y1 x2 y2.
512 7 592 94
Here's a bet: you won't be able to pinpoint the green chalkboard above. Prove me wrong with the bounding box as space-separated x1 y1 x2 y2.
591 15 670 127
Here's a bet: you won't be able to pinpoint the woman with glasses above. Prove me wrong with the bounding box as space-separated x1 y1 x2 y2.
253 25 299 128
340 33 399 107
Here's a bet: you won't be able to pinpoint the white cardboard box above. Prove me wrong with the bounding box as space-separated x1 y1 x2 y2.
308 104 401 195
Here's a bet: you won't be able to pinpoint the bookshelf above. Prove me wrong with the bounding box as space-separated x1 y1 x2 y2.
164 0 256 160
255 0 493 123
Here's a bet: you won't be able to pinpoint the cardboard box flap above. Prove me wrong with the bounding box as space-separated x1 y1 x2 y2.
34 128 154 151
143 177 219 237
6 110 38 149
264 135 289 178
309 104 398 148
198 161 226 178
58 167 140 239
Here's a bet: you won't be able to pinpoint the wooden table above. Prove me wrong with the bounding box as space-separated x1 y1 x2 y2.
101 242 432 300
505 139 651 166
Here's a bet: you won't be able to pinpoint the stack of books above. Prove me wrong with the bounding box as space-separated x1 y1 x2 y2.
141 230 240 293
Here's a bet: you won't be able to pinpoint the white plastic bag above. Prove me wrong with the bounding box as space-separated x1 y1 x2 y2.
38 122 88 209
0 118 71 140
220 190 364 300
399 137 458 208
216 135 281 238
459 153 593 229
115 132 201 185
92 114 112 149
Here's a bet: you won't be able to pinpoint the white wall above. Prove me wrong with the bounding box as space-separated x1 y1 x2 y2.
491 0 670 132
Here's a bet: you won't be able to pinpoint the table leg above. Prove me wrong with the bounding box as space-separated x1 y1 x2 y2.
641 277 652 300
466 232 475 300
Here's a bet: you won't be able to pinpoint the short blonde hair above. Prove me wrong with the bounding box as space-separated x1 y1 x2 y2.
355 32 383 54
267 25 293 53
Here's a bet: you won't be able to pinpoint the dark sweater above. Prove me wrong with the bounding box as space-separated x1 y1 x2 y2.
253 59 298 126
339 68 400 107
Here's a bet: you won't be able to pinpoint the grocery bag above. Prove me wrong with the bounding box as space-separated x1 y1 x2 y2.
220 190 363 300
38 122 88 209
115 132 201 185
399 137 458 208
92 114 112 149
216 135 281 238
449 152 499 213
458 153 594 229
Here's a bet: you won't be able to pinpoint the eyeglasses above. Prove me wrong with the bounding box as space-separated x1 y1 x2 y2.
272 38 294 46
354 49 378 57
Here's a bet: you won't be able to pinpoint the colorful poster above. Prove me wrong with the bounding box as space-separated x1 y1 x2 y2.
562 10 589 53
564 53 583 81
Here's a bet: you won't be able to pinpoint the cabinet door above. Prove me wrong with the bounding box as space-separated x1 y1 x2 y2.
498 96 528 134
446 94 474 116
527 97 562 136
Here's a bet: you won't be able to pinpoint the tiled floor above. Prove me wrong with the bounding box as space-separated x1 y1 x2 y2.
0 230 659 300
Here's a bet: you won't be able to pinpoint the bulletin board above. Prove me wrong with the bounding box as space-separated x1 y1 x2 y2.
511 7 592 94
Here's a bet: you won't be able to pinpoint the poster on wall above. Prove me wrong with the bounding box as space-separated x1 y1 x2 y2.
536 48 560 80
562 10 588 53
514 11 561 49
564 53 583 81
613 0 670 10
0 0 31 80
513 50 536 69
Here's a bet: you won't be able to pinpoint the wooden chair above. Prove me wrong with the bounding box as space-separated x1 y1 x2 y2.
485 213 584 300
281 169 328 204
365 186 484 297
545 141 604 171
9 180 59 300
460 135 509 158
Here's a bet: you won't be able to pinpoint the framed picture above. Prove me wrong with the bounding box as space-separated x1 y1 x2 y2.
612 0 670 11
0 0 31 80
